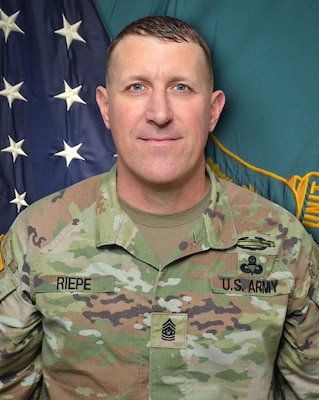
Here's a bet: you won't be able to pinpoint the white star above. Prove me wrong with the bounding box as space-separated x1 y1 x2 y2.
0 77 27 108
0 9 24 42
1 135 28 162
10 189 28 213
54 140 85 167
54 14 86 49
54 80 86 111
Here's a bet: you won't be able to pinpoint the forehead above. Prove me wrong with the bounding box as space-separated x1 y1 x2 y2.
109 34 208 79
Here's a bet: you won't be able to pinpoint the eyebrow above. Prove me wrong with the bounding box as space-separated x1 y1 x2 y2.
120 74 196 84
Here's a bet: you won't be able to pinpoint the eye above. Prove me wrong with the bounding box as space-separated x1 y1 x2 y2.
130 83 145 91
175 84 189 92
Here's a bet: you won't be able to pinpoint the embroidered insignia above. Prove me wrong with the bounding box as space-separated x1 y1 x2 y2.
240 255 263 275
0 234 4 272
237 236 275 251
151 313 187 349
161 318 176 341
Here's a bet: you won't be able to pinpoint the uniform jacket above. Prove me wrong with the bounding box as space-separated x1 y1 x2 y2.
1 164 319 399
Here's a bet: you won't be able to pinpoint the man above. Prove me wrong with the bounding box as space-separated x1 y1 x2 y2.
0 15 319 400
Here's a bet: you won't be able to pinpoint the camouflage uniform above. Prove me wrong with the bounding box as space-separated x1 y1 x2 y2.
1 164 319 399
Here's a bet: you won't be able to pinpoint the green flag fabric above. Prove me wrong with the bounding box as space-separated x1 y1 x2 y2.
96 0 319 242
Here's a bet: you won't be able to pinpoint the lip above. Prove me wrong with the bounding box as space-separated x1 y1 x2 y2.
139 138 181 147
139 137 181 142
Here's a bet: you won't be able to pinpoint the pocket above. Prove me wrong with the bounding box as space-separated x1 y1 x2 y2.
33 274 116 323
209 275 290 350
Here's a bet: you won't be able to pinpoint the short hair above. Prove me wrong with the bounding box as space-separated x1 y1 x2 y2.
105 15 214 87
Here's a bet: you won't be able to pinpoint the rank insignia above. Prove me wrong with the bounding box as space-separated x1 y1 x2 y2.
162 318 176 341
151 313 187 349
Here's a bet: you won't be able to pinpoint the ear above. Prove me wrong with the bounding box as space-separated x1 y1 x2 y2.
209 90 226 132
96 86 111 129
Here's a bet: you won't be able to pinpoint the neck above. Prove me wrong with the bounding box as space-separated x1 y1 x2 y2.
116 167 209 215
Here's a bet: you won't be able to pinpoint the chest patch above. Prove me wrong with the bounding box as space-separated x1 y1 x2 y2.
151 312 187 349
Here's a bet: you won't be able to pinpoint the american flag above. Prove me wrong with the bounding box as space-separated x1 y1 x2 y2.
0 0 117 234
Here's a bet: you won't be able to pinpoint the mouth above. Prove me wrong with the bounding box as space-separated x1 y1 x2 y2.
140 137 181 144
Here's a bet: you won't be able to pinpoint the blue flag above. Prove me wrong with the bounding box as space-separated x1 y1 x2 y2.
0 0 116 234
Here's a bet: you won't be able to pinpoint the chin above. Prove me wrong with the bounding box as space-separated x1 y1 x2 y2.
141 171 188 188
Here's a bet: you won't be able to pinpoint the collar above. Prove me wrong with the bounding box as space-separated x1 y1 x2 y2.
95 164 238 257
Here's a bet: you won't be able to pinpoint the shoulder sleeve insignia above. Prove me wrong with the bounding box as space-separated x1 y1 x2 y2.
0 234 4 272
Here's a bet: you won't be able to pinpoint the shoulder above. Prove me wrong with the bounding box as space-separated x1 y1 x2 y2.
221 177 319 270
207 164 311 246
8 171 111 253
22 172 104 219
222 177 300 228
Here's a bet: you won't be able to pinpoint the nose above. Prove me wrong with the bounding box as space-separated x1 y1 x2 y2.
145 88 173 127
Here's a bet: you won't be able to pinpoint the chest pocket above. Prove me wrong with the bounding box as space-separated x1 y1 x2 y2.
33 274 115 316
33 274 116 325
207 247 291 340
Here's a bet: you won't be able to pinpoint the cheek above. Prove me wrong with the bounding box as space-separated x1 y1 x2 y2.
186 110 211 139
181 100 211 124
109 101 142 129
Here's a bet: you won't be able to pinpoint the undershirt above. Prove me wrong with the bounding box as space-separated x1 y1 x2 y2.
118 187 211 266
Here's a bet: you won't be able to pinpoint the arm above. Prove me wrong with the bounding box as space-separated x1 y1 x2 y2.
276 239 319 398
0 234 43 398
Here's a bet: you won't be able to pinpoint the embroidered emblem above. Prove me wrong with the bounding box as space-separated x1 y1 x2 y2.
290 173 319 235
161 318 176 341
0 234 4 272
151 313 187 349
240 255 263 275
237 236 275 251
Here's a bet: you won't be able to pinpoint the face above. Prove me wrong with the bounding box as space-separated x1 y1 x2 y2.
97 34 225 195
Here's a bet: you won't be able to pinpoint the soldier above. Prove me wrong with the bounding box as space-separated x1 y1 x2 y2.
1 15 319 399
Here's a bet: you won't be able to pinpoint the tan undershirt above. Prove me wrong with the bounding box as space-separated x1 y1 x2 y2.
118 187 211 266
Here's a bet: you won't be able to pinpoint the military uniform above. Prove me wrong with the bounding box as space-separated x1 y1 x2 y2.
1 164 319 399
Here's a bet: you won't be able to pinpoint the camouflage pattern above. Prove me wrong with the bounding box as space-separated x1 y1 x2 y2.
1 164 319 399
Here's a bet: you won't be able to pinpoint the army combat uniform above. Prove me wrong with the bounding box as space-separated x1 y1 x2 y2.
1 164 319 399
